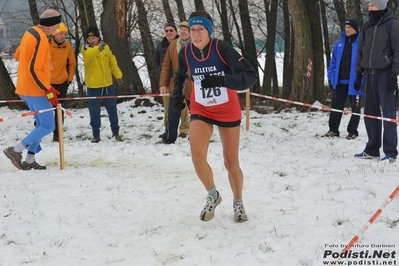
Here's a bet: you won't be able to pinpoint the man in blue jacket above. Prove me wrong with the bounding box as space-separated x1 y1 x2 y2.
323 18 362 140
354 0 399 163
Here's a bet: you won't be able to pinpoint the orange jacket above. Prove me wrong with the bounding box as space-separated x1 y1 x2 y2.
49 39 76 84
14 26 52 96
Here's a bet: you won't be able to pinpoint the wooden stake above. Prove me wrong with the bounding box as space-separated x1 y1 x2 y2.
56 104 65 169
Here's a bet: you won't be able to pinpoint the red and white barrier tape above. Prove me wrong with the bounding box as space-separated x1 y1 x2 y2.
340 186 399 254
1 91 397 124
0 106 72 123
250 92 399 123
0 93 170 103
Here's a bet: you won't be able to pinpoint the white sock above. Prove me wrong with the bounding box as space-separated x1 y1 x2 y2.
25 153 35 164
13 142 25 153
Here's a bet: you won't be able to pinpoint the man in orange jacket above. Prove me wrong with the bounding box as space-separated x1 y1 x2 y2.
3 9 61 170
50 22 76 142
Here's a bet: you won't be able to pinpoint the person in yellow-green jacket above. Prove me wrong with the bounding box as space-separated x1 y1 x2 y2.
81 26 123 143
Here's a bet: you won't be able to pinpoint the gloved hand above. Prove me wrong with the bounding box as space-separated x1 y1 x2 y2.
116 78 123 88
328 80 333 90
172 96 185 112
354 73 363 91
387 77 398 92
201 75 224 88
84 43 90 50
99 41 106 51
45 86 60 106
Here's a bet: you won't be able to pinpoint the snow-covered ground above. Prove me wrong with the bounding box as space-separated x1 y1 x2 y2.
1 95 398 265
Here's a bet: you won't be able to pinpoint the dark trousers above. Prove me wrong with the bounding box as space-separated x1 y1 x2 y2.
52 81 69 137
87 86 119 137
329 83 361 136
363 69 398 158
163 97 188 144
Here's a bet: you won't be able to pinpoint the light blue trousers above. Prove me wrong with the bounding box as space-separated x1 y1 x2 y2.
20 95 55 154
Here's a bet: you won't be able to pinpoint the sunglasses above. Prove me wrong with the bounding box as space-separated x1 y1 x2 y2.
164 29 175 33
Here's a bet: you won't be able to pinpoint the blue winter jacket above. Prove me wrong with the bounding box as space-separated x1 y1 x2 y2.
327 32 362 96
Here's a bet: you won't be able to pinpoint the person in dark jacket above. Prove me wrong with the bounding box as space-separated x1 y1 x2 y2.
354 0 399 163
322 18 362 140
155 23 189 139
173 10 257 223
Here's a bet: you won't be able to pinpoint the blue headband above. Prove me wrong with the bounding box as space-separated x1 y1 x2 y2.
188 16 213 37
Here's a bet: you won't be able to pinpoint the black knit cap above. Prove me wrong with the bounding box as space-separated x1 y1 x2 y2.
86 26 100 39
164 23 177 32
345 18 359 33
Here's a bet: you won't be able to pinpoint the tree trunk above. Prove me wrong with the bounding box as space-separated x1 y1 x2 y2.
334 0 346 31
288 0 314 103
228 0 243 49
134 0 158 93
194 0 205 10
347 0 363 28
215 0 232 45
161 0 174 24
101 0 144 95
306 0 324 102
77 0 97 35
28 0 39 25
282 0 293 99
262 0 278 96
320 0 331 70
238 0 260 93
0 58 21 109
174 0 187 22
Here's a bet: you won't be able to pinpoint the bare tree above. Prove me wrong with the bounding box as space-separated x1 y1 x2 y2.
0 58 18 108
101 0 144 95
320 0 331 69
214 0 232 45
288 0 316 103
174 0 187 22
334 0 346 31
161 0 174 23
238 0 260 93
28 0 40 25
77 0 96 34
134 0 158 93
194 0 205 10
262 0 279 96
282 0 293 99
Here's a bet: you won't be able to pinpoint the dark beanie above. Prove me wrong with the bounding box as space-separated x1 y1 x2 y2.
345 18 359 33
164 23 177 32
86 26 100 39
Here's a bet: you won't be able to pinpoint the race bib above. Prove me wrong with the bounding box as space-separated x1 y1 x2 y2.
194 80 229 106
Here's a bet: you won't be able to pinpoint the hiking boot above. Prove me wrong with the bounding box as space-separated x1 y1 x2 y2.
112 131 123 142
354 152 380 160
3 146 23 170
234 202 248 222
53 135 59 142
21 161 47 170
178 133 188 138
346 133 357 140
91 136 101 143
380 155 396 163
321 131 339 138
200 192 222 221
